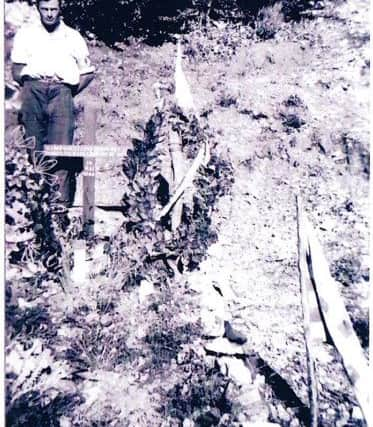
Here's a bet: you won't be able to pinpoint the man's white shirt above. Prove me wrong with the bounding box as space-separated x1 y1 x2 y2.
11 19 95 86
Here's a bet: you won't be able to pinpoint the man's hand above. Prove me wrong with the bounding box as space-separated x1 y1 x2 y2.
11 63 26 86
72 72 95 97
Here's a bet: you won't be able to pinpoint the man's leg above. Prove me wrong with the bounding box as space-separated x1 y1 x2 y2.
47 84 76 207
20 81 48 156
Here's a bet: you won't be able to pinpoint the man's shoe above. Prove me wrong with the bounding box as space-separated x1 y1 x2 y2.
224 321 247 345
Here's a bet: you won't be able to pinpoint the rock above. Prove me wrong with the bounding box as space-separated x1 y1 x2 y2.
17 297 34 309
200 308 225 337
138 280 155 304
224 320 247 344
236 384 269 422
212 281 236 301
351 406 364 420
219 356 252 386
277 405 290 422
59 416 72 427
199 286 226 337
200 286 226 315
100 314 112 327
85 312 100 324
289 418 300 427
240 385 263 406
204 337 245 355
269 404 278 420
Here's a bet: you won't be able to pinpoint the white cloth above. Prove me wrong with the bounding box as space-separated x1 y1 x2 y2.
11 20 95 86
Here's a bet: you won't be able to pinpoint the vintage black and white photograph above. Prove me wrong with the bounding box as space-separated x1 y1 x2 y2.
3 0 370 425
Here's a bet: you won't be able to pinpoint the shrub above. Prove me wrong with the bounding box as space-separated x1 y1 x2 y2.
160 351 234 424
5 127 63 275
60 0 318 45
255 3 284 40
109 102 234 286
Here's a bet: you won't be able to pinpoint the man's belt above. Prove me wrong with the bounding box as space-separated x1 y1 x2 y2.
23 75 65 84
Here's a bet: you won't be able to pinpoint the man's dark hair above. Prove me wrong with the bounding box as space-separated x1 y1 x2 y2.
36 0 61 6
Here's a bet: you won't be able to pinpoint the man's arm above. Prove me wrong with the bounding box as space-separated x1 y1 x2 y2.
12 63 26 86
72 72 95 96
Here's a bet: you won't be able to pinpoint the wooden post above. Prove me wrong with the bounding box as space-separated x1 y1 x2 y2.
296 196 319 427
83 105 98 239
169 129 185 231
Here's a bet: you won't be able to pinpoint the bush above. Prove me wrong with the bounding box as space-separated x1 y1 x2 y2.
255 3 284 40
109 103 234 285
60 0 318 45
5 127 62 274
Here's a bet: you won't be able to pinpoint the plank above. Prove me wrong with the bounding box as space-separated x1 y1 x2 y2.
83 105 98 238
43 144 127 158
296 197 320 427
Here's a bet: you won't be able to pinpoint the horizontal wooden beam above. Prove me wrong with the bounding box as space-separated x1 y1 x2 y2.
41 145 127 158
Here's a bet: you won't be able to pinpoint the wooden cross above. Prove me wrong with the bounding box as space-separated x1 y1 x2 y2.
43 105 126 239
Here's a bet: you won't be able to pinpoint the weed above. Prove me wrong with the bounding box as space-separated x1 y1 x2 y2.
331 256 363 286
160 351 234 424
255 3 284 40
7 391 81 427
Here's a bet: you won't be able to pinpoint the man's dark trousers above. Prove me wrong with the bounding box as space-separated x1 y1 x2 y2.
21 79 79 208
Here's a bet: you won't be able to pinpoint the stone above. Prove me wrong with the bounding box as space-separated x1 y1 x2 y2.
199 285 226 336
138 280 155 304
204 337 245 355
351 406 364 420
234 385 269 422
219 356 252 386
200 286 226 315
224 320 247 344
100 314 112 327
213 281 236 301
86 312 100 323
59 416 72 427
289 418 300 427
277 405 290 422
200 308 225 337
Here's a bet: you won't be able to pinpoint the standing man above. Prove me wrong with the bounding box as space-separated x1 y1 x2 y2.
11 0 95 209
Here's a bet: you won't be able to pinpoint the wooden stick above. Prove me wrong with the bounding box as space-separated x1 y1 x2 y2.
296 196 319 427
156 140 209 220
303 203 371 425
83 104 98 239
169 129 185 230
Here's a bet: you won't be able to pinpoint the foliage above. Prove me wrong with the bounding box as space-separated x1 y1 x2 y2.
6 338 79 427
255 2 285 40
7 391 80 427
109 103 234 286
160 351 234 424
61 0 319 45
5 127 63 275
278 95 307 131
63 317 133 371
330 256 363 286
185 23 254 63
6 303 57 343
143 283 202 370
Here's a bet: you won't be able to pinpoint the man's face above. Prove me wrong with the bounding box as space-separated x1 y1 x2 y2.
38 0 61 28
